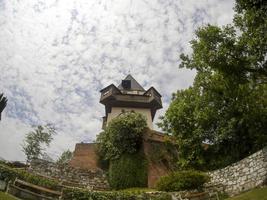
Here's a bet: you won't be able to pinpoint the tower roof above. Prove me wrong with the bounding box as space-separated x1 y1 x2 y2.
100 74 162 123
118 74 145 91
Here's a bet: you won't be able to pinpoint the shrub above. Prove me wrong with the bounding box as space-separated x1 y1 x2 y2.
96 112 149 189
109 152 148 189
0 163 60 190
0 160 27 168
156 170 209 192
62 187 172 200
56 150 73 165
96 112 147 160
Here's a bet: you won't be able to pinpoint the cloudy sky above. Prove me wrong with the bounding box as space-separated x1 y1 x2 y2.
0 0 235 161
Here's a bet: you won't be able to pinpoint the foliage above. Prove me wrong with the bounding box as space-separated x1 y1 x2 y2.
146 141 179 170
41 152 54 162
22 124 56 163
96 112 147 161
180 0 267 82
159 72 267 169
108 152 148 190
96 112 148 189
0 93 7 120
57 150 73 165
156 170 209 192
0 160 27 168
0 163 60 190
159 0 267 170
62 187 172 200
119 188 155 193
234 0 267 81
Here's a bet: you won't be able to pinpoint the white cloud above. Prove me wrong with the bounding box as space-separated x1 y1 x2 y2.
0 0 235 161
0 117 30 161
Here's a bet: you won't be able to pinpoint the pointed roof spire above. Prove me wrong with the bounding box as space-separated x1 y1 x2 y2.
118 74 145 91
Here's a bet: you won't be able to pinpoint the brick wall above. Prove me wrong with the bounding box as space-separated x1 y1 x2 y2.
143 139 178 188
69 143 100 171
69 131 178 189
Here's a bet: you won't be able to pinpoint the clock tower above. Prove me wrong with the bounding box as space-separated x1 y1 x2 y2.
100 75 162 129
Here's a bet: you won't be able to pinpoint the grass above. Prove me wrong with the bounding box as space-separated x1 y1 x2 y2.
227 187 267 200
0 192 18 200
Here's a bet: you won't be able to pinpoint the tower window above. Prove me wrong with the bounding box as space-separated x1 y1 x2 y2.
122 80 131 89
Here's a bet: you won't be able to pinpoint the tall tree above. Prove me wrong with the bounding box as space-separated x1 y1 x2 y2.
159 0 267 170
0 93 7 121
22 124 56 163
180 0 267 82
159 72 267 169
234 0 267 79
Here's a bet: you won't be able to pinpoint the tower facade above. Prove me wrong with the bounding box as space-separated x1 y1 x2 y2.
100 75 162 129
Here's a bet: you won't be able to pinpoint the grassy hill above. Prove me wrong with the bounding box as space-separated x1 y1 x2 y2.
0 192 17 200
227 187 267 200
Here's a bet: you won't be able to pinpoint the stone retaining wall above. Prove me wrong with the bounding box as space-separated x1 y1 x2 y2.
206 147 267 196
171 190 212 200
29 159 109 190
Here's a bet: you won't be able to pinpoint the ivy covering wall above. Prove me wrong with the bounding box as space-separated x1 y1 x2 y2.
109 152 148 189
0 163 60 190
62 187 172 200
96 112 148 189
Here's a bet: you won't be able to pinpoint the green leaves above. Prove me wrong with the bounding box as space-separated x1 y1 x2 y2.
0 93 8 120
160 71 267 170
96 112 147 161
159 0 267 170
108 153 148 189
180 5 267 82
22 124 56 162
156 170 209 192
0 163 60 190
96 113 148 189
62 187 172 200
56 150 73 165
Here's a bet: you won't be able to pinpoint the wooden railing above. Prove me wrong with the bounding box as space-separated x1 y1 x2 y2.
7 178 62 200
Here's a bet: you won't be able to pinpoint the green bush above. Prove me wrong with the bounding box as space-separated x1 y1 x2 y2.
156 170 209 192
0 160 27 168
96 112 147 160
62 187 172 200
109 152 148 189
96 112 149 190
0 164 60 190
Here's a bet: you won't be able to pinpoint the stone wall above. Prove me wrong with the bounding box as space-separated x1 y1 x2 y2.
171 190 215 200
206 147 267 196
29 159 109 190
